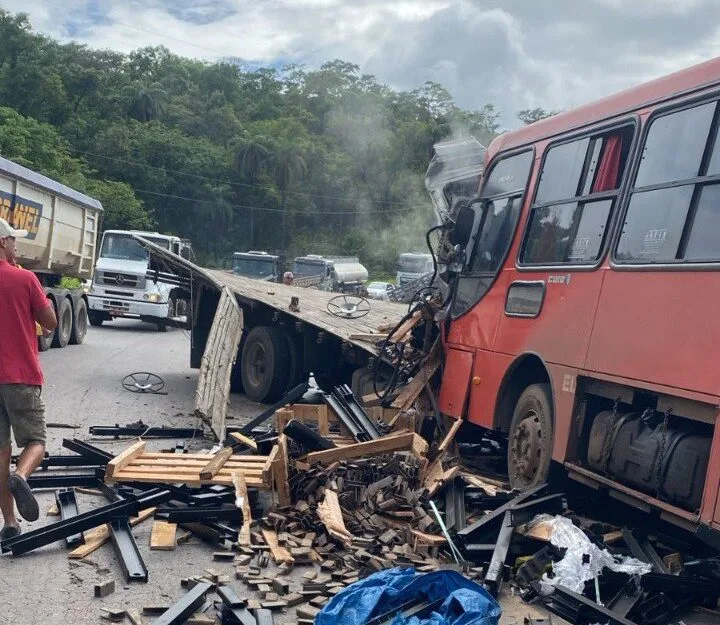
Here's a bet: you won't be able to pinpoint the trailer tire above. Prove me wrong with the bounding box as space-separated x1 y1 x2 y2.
52 298 72 348
240 326 291 403
88 311 104 327
70 298 88 345
507 383 553 490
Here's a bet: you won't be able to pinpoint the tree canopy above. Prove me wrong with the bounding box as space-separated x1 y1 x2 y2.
0 9 508 273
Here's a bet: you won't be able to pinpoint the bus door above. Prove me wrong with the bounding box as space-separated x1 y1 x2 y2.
494 126 635 371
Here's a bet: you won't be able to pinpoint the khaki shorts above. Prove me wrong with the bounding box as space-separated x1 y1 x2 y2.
0 384 46 448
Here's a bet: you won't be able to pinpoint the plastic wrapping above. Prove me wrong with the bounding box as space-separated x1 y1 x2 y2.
315 568 501 625
531 515 651 593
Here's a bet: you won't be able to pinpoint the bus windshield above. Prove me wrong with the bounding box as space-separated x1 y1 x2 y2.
100 233 170 261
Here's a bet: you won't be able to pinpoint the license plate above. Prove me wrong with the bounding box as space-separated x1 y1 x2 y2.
108 309 125 316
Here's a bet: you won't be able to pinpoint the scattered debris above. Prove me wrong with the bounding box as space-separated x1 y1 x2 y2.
122 372 166 394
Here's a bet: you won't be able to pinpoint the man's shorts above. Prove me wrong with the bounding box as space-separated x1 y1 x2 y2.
0 384 46 448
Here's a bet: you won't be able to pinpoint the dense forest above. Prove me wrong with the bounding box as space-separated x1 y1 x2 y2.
0 10 537 273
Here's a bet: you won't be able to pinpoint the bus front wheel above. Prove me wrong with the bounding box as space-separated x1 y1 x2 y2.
507 383 553 489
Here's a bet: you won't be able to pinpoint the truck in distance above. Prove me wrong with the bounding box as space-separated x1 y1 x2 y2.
396 252 434 286
292 254 369 293
1 154 102 351
232 250 281 281
87 230 192 331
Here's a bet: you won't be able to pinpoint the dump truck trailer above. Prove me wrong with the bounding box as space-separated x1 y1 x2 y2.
0 155 102 350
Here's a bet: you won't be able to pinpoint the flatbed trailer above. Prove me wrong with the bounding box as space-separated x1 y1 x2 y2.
138 237 408 436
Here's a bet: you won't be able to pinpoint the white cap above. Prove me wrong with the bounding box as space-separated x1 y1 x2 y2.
0 218 28 239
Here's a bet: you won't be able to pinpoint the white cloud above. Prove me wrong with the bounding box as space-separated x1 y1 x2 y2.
9 0 720 126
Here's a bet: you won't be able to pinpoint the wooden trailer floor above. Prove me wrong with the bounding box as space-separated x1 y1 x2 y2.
207 269 408 353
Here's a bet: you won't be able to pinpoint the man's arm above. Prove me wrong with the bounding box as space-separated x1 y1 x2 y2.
35 304 57 333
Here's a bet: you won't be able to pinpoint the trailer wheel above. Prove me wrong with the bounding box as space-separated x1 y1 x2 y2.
88 311 104 327
507 383 553 489
52 298 73 348
70 299 88 345
241 326 291 402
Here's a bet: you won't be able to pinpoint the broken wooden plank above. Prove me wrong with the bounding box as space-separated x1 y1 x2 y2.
199 447 234 480
438 418 462 454
68 508 155 559
273 434 291 507
233 471 252 547
105 441 146 479
317 490 353 546
261 528 294 565
305 432 425 465
229 431 258 452
195 288 244 439
150 520 177 551
391 340 441 411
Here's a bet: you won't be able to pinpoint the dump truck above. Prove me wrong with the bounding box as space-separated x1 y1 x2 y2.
0 155 103 351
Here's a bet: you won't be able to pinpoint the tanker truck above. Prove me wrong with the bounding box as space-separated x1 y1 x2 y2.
292 255 368 293
0 155 103 351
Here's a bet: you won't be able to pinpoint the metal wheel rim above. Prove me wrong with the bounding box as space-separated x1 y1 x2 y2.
247 342 267 388
122 372 165 393
510 409 545 484
326 295 370 319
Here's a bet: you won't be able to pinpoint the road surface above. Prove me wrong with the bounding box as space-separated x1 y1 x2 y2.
2 320 550 625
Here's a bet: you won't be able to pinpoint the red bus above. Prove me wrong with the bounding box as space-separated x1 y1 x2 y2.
437 57 720 544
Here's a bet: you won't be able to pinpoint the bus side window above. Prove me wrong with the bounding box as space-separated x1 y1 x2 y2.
617 100 720 263
521 125 633 266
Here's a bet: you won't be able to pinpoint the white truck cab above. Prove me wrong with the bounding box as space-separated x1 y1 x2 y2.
87 230 192 331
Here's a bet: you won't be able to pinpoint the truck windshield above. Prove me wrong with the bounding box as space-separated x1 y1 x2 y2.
100 233 169 261
398 256 431 273
233 257 275 277
294 261 325 277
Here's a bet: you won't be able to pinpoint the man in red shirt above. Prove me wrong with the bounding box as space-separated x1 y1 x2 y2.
0 217 57 541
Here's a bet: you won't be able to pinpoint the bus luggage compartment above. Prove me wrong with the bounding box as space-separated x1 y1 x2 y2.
587 410 712 512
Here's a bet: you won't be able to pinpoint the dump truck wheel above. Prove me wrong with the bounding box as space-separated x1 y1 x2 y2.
52 298 73 348
70 299 88 345
507 383 553 489
241 326 291 402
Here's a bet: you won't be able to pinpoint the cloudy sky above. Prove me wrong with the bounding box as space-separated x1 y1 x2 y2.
7 0 720 126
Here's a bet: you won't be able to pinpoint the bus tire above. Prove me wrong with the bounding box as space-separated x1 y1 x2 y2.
70 298 88 345
240 326 291 403
507 383 553 489
52 298 73 348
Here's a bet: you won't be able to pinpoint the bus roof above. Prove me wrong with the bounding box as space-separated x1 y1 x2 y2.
490 56 720 156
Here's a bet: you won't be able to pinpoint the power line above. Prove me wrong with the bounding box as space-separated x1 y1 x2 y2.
132 187 417 215
71 147 415 208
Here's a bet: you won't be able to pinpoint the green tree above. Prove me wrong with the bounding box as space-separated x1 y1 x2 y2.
517 107 559 125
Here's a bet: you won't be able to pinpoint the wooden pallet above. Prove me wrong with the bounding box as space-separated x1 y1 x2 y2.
104 441 274 489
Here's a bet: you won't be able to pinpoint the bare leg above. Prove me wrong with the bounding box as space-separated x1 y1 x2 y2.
0 445 17 527
14 441 45 480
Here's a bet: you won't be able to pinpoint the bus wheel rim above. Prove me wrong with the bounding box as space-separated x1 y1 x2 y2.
510 410 544 484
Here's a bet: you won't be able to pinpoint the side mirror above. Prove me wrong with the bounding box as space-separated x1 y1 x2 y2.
451 197 486 247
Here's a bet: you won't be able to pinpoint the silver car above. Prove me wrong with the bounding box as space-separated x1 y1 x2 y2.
366 281 395 301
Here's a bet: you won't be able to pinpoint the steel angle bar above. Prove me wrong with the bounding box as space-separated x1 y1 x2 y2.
336 384 381 439
55 488 84 548
153 581 213 625
457 483 546 541
154 505 242 524
542 584 639 625
621 528 669 573
221 604 257 625
28 473 100 490
238 382 309 435
509 493 566 527
483 510 513 597
88 424 203 438
109 517 148 582
283 419 335 451
62 438 113 464
1 488 172 556
323 391 366 441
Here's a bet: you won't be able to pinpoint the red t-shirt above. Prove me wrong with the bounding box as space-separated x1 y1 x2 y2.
0 259 50 385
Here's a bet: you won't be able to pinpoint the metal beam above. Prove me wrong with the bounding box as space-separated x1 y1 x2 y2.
88 424 204 439
153 582 213 625
61 438 113 464
109 517 149 582
28 473 100 490
621 528 670 573
55 488 84 548
237 383 309 436
1 489 172 556
483 510 513 597
154 505 242 524
542 583 639 625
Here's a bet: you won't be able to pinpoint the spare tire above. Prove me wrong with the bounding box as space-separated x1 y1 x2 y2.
240 326 291 402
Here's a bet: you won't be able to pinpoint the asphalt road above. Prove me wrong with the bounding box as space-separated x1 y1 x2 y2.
1 319 551 625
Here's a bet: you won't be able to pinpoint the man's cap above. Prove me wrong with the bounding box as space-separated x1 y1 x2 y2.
0 218 28 239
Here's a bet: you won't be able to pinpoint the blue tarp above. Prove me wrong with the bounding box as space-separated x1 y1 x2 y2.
316 568 502 625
